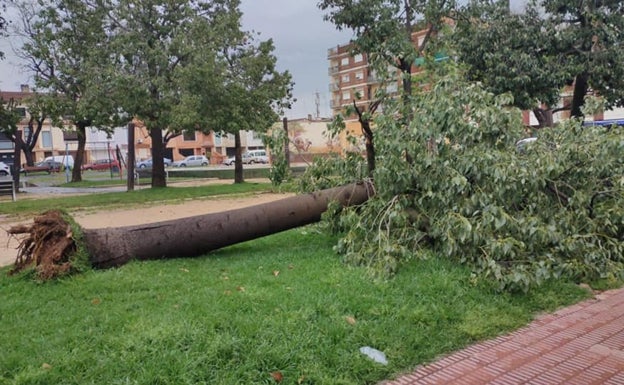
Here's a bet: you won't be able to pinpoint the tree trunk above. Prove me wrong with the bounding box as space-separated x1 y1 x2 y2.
353 100 378 177
23 117 45 167
86 182 371 268
71 124 87 183
570 72 589 119
150 127 167 188
9 182 373 277
234 131 244 184
532 108 554 128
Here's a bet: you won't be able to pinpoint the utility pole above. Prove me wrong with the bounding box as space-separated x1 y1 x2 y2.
315 91 321 119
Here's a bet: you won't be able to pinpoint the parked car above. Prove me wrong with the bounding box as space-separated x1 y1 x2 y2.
82 159 120 171
223 153 252 165
245 149 269 164
43 155 74 170
172 155 209 167
136 157 172 168
0 161 11 176
21 161 62 174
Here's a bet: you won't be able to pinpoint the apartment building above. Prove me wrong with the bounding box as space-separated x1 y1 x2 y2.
327 29 430 120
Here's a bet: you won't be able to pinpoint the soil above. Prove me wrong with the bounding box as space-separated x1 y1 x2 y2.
0 189 293 269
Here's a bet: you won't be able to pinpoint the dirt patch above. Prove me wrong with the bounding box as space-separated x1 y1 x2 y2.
0 192 293 268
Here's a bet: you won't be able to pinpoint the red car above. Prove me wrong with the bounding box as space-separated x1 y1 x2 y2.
82 159 120 171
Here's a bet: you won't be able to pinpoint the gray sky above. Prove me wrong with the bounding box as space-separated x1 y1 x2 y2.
240 1 352 119
0 1 526 119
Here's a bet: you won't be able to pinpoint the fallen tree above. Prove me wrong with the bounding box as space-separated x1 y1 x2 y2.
8 182 372 279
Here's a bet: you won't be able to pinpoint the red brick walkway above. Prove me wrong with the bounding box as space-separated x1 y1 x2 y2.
383 287 624 384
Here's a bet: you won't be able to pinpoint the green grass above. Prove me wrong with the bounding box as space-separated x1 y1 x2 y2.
0 182 273 217
0 229 590 385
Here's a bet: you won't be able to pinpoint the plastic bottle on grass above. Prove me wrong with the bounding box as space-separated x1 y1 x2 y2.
359 346 388 365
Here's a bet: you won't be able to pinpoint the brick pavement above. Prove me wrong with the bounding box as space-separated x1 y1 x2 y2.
383 287 624 384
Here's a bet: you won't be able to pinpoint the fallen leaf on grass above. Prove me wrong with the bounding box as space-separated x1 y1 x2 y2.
345 316 357 325
91 298 101 305
179 268 189 273
236 286 246 292
41 363 52 370
273 270 280 277
270 371 283 382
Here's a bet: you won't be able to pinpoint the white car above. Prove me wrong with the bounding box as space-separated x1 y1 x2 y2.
0 162 11 176
172 155 209 167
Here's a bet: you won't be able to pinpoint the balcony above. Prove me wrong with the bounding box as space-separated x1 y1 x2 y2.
330 100 342 109
329 83 339 91
327 46 338 58
328 66 339 75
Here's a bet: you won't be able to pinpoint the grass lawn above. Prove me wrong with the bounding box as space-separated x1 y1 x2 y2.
0 228 590 385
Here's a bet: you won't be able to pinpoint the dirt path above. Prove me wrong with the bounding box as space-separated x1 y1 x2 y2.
0 192 293 268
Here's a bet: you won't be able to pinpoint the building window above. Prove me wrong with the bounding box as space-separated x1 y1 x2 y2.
354 53 363 63
342 91 351 100
15 107 26 117
341 57 349 66
386 83 398 93
41 131 52 148
341 74 350 83
355 88 365 99
214 132 222 146
355 71 364 80
183 131 196 141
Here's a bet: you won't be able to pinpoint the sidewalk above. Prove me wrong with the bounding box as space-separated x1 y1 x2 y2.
384 287 624 384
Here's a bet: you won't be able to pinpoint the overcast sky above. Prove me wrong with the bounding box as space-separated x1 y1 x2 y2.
0 1 526 120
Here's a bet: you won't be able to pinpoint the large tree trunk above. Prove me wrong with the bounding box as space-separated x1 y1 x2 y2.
150 127 167 188
234 131 244 184
570 72 589 119
9 182 373 277
71 124 87 183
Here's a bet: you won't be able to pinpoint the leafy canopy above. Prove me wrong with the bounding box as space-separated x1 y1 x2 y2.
303 62 624 292
452 0 624 123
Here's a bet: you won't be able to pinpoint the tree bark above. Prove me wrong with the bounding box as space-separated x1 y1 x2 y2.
87 182 372 268
234 131 244 184
71 123 87 183
9 182 373 278
150 127 167 188
570 72 589 119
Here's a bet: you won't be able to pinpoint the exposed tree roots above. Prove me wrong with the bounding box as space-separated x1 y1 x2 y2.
8 210 77 279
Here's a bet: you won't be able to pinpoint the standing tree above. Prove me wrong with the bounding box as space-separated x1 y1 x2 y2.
177 23 293 184
0 94 62 167
16 0 119 182
106 0 245 188
453 0 624 126
318 0 455 174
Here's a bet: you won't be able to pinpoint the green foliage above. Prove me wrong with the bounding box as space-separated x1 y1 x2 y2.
453 0 624 121
306 65 624 292
264 129 291 186
0 229 589 384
